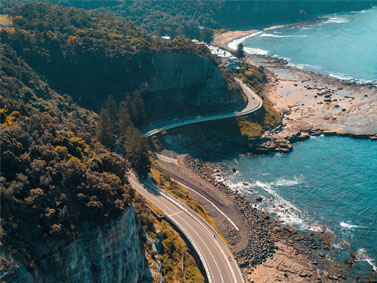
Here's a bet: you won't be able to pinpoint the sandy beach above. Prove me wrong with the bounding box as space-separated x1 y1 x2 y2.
212 29 259 50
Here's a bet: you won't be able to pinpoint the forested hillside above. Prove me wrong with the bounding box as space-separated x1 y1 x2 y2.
65 0 375 40
0 3 210 281
1 2 240 118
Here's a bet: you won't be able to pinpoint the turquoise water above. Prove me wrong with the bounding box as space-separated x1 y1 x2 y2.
238 7 377 83
222 136 377 274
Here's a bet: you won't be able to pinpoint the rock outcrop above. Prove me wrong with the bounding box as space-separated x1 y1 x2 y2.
141 52 243 121
0 207 149 283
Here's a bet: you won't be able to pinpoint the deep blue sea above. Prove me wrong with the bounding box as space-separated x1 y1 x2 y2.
225 7 377 276
231 6 377 83
222 136 377 274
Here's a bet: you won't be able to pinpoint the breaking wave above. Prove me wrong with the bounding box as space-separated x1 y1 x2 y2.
340 222 363 229
261 33 308 38
323 16 349 24
227 31 262 50
243 47 269 55
253 180 325 232
356 248 377 272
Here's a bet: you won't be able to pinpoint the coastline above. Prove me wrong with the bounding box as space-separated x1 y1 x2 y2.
212 27 377 155
155 151 351 282
183 155 356 282
194 23 377 281
212 29 259 50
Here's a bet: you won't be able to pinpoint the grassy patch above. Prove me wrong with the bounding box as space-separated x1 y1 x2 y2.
237 118 263 137
261 97 281 129
134 192 204 282
158 220 205 283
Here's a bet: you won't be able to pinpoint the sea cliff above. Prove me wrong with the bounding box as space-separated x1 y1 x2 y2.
0 207 149 283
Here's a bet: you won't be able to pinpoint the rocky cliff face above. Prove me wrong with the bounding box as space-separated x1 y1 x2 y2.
141 52 243 121
0 207 150 283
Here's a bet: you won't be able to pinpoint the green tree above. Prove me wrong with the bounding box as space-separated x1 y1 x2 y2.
118 100 132 134
125 94 137 125
133 90 146 127
96 108 114 148
236 43 245 58
121 125 150 176
106 94 117 123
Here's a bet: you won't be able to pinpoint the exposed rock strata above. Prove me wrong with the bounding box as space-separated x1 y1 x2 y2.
141 52 243 121
0 207 150 283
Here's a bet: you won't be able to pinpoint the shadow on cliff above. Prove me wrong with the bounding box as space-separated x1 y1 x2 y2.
153 106 267 162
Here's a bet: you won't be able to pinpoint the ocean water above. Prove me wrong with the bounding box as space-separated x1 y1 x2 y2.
221 136 377 275
234 6 377 83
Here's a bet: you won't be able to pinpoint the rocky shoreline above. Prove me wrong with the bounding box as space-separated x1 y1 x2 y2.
245 54 377 155
212 28 377 156
184 156 358 282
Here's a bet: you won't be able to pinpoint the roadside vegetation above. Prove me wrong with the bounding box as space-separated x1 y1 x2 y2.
134 192 205 283
236 64 281 137
150 167 230 248
158 63 281 156
0 2 207 280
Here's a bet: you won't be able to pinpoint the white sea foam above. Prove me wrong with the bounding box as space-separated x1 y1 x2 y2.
222 175 328 233
356 248 377 272
260 33 308 38
340 222 363 229
254 180 325 232
272 177 303 187
329 73 355 81
324 16 349 24
243 47 269 55
227 31 262 50
329 73 377 86
288 62 322 71
255 181 301 211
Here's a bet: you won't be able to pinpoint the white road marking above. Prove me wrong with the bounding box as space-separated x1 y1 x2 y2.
129 173 244 283
175 213 226 283
168 211 183 217
141 78 263 137
173 179 240 231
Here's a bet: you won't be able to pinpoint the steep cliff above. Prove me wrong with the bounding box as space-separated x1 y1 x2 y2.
0 207 149 283
142 52 243 121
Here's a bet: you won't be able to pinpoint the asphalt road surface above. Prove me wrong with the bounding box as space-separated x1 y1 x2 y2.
128 172 244 283
142 78 263 137
136 78 259 282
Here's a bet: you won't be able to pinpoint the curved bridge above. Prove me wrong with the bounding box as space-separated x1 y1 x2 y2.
141 78 263 137
136 78 263 282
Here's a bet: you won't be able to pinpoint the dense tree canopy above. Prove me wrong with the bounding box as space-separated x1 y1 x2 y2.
0 2 153 264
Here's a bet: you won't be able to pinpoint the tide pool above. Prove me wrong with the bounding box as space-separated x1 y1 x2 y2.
221 136 377 275
235 7 377 83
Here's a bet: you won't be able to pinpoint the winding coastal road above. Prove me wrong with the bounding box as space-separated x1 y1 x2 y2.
141 78 263 137
134 78 263 282
128 172 244 283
